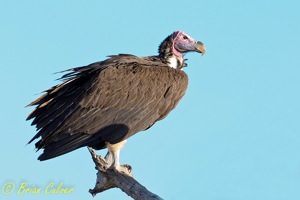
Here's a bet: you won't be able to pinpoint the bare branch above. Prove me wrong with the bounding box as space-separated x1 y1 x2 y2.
88 147 163 200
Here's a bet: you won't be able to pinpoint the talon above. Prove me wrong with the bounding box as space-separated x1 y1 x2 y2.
122 164 132 173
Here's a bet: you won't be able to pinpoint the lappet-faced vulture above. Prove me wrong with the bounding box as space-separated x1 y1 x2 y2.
27 31 206 169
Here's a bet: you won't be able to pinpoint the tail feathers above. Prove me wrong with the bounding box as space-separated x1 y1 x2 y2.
37 134 104 161
36 124 129 161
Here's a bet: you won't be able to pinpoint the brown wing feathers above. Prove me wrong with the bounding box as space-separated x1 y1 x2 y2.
27 55 188 160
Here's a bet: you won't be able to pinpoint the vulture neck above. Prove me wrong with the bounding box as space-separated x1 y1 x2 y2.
158 35 184 70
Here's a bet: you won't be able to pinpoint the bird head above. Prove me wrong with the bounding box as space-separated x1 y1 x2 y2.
158 31 206 69
171 31 206 58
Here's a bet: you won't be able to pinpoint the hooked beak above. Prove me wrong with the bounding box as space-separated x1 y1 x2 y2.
194 41 206 56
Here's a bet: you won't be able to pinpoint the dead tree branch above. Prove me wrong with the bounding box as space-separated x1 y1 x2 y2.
88 147 163 200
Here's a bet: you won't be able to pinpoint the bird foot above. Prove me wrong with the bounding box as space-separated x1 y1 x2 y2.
110 164 133 177
87 147 133 176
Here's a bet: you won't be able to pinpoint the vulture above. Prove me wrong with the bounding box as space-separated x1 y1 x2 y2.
26 31 206 169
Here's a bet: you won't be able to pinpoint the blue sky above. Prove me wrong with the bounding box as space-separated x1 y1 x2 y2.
1 1 300 199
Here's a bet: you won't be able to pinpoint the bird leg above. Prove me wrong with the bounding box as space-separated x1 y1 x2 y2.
104 150 121 169
105 140 131 173
104 151 113 167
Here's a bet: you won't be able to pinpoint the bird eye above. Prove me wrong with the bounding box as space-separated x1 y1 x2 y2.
183 35 188 40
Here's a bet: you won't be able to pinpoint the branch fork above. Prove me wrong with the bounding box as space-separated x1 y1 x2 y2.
88 147 163 200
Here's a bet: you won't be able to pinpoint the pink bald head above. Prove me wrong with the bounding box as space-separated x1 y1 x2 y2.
171 31 206 58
